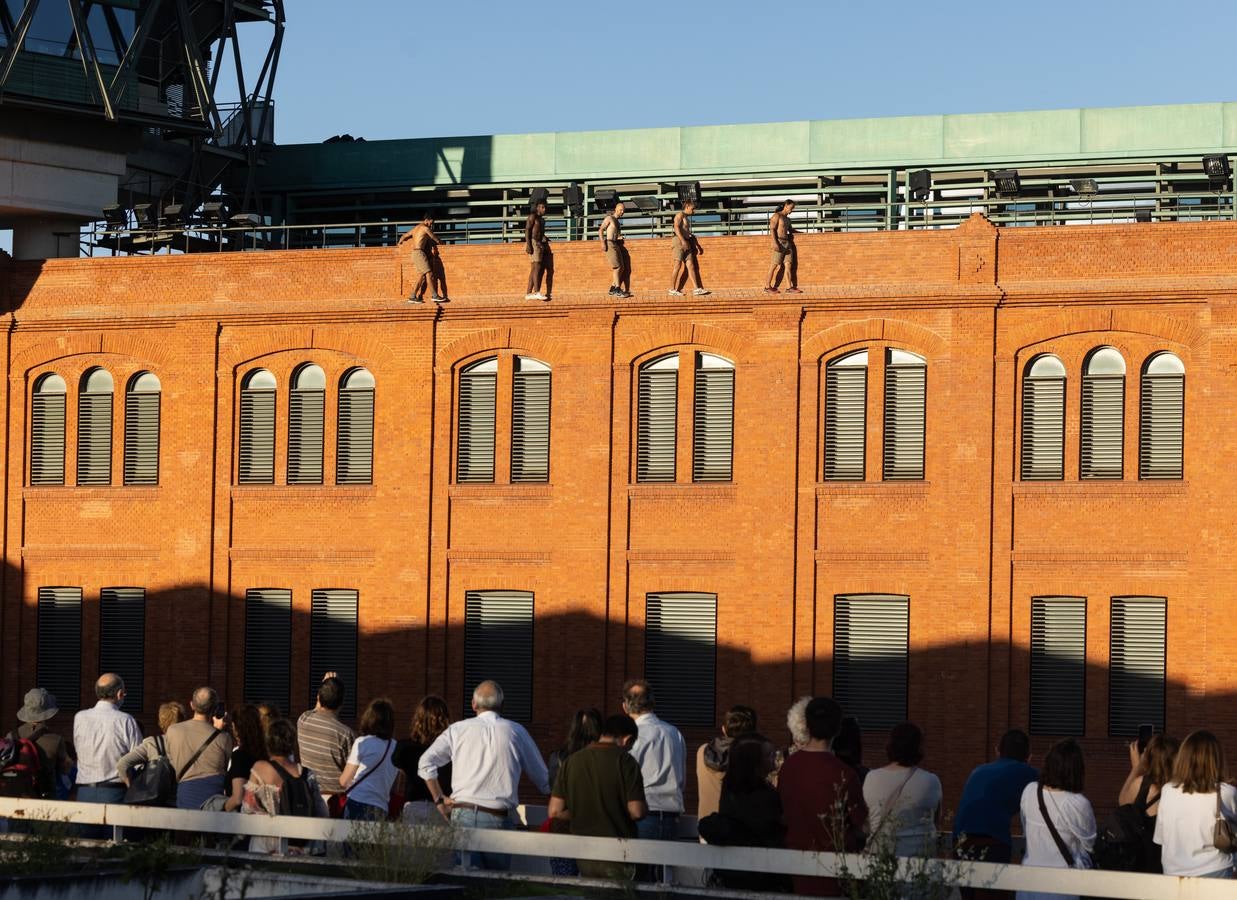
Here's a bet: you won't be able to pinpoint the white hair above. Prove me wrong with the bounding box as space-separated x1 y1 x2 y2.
472 680 504 712
786 695 813 748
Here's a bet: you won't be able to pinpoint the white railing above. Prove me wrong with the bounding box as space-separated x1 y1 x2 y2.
0 798 1232 900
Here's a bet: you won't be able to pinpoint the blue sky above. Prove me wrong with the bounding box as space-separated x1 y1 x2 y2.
5 0 1237 253
261 0 1237 143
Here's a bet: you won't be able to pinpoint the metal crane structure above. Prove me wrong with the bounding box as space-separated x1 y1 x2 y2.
0 0 283 256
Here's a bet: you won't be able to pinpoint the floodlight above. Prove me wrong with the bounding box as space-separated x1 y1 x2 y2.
201 200 229 223
1070 178 1099 196
132 203 156 228
990 169 1021 196
102 205 129 229
230 213 262 227
909 169 932 201
631 195 661 213
593 189 619 211
529 187 549 208
1202 154 1230 182
676 181 701 205
563 183 584 209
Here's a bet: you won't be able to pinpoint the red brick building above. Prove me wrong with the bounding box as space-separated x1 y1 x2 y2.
0 213 1229 809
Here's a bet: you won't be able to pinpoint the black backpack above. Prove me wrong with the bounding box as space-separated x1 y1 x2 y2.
271 761 316 818
1091 778 1153 871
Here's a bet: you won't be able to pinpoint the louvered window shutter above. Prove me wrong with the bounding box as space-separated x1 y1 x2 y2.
77 391 113 485
1021 377 1065 480
336 387 375 485
100 588 145 713
636 369 677 482
883 361 926 480
1109 597 1166 737
693 368 734 483
824 365 866 481
30 393 66 485
37 587 82 713
124 391 160 485
245 588 291 715
511 371 551 483
238 388 275 484
309 589 358 717
645 592 717 727
457 371 497 483
464 591 534 723
288 388 325 484
1080 375 1124 479
833 594 908 730
1030 597 1086 735
1139 374 1184 479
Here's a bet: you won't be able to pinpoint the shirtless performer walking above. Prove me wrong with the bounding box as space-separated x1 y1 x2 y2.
599 202 631 298
399 212 447 303
765 199 803 294
668 198 710 297
524 199 552 301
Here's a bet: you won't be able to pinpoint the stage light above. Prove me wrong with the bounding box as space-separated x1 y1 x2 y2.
990 169 1021 196
132 203 156 228
1203 155 1230 185
631 196 661 213
909 169 932 201
593 189 619 211
163 202 186 223
563 183 584 210
102 205 129 229
529 187 549 208
1070 178 1099 196
676 181 701 205
201 200 229 223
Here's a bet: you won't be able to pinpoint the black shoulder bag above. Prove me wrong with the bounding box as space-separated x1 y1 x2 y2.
124 736 177 806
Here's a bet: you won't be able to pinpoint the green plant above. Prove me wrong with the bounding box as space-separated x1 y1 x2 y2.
0 815 81 876
346 818 457 885
110 835 199 900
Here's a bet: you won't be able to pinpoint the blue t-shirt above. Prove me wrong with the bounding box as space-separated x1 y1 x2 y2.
951 757 1038 845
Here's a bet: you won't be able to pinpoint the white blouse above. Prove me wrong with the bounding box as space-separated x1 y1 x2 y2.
1153 782 1237 877
1016 783 1096 900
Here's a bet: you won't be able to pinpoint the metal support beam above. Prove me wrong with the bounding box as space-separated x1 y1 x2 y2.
0 0 41 94
65 0 116 121
108 0 163 102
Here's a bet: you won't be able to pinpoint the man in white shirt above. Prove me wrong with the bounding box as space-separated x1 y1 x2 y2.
73 673 142 835
623 679 686 844
418 680 550 870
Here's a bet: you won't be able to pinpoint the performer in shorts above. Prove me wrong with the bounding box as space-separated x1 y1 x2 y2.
399 212 447 303
668 198 710 297
765 199 802 294
599 202 631 298
524 199 552 301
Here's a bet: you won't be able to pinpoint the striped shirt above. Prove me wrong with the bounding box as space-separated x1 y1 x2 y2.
296 709 354 795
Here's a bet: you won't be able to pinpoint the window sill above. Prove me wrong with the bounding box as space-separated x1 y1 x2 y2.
449 484 552 499
815 481 930 496
628 483 737 500
1012 480 1187 496
24 486 161 499
231 485 375 499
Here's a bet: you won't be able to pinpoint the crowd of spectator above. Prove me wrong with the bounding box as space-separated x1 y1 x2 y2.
3 673 1235 893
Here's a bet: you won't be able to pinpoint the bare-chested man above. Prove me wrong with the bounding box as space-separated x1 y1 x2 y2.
668 199 710 297
599 202 631 298
399 212 447 303
524 200 552 301
765 199 802 294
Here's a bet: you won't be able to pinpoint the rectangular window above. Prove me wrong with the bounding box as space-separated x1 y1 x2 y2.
692 358 734 483
238 388 276 484
336 382 375 485
645 592 717 727
76 391 113 485
883 353 926 480
636 360 678 482
30 390 66 485
309 589 358 718
464 590 534 723
1030 596 1087 735
1080 376 1124 479
1140 373 1184 479
245 588 292 716
457 367 497 483
288 389 325 484
511 365 551 483
37 587 82 713
824 358 867 480
1109 597 1166 737
123 390 160 485
833 594 909 730
99 587 145 713
1021 377 1065 480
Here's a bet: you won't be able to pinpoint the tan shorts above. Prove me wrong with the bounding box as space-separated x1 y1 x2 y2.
672 237 696 261
606 242 627 270
531 242 551 263
411 248 433 275
770 243 795 265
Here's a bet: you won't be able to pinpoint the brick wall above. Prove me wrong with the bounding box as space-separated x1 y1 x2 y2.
0 213 1229 815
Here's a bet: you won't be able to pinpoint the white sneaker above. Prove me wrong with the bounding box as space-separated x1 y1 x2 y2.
668 289 684 296
693 288 712 296
533 292 548 301
524 293 537 300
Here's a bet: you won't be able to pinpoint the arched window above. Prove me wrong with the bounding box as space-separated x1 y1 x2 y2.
1080 347 1125 480
30 373 66 486
238 368 276 484
883 349 926 480
124 372 161 486
337 368 375 485
457 357 497 483
1021 354 1066 480
1139 352 1184 479
636 353 679 482
77 367 114 485
693 353 734 482
511 357 550 483
823 351 867 481
288 364 325 485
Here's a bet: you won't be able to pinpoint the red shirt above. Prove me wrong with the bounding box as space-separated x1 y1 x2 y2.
777 749 867 896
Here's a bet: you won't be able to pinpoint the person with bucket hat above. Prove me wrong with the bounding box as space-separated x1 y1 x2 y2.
15 687 72 797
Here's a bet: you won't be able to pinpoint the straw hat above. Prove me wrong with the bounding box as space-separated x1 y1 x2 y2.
16 687 58 723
